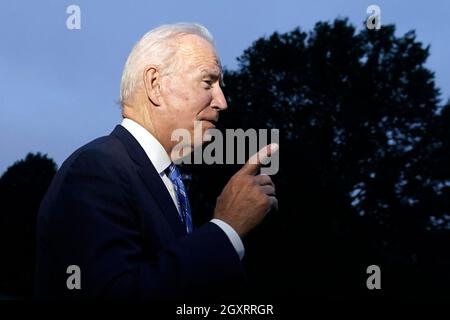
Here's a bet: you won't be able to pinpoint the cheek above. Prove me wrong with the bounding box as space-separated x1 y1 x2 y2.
178 91 211 115
192 89 213 109
163 78 190 104
163 79 212 116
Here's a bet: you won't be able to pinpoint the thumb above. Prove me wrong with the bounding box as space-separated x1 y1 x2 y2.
238 143 279 176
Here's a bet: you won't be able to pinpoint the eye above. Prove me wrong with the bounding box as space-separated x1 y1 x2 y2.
202 80 213 88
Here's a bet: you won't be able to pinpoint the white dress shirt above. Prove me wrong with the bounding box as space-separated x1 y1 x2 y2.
120 118 245 260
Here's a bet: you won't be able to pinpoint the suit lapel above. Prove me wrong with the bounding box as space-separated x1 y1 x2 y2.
110 125 186 238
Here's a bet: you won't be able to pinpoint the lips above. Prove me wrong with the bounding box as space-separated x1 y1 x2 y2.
202 117 218 126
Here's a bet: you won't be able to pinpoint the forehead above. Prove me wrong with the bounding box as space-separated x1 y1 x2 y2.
176 34 221 74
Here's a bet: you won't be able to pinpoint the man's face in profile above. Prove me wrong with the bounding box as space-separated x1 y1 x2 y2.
159 34 228 148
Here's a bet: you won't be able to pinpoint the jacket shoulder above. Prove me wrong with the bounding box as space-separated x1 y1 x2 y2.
62 134 129 172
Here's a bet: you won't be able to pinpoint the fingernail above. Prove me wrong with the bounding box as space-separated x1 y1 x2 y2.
269 143 279 153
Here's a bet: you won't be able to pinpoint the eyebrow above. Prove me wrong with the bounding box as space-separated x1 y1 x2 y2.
200 69 221 80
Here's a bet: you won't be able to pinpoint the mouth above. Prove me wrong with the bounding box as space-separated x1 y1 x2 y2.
203 118 217 127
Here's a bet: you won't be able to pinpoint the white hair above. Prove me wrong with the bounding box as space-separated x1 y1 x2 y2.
119 23 215 105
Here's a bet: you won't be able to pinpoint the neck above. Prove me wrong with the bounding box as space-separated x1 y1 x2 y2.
122 103 171 153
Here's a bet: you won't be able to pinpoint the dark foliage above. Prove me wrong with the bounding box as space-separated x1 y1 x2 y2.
2 19 449 300
185 19 450 298
0 153 57 298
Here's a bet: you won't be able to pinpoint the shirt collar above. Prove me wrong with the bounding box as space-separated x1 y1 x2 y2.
120 118 171 174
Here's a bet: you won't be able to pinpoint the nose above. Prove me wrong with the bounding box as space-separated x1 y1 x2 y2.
212 85 228 111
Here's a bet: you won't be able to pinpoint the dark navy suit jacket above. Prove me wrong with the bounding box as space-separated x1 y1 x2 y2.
34 125 245 300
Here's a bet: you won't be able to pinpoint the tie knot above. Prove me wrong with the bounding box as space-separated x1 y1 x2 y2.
165 163 181 181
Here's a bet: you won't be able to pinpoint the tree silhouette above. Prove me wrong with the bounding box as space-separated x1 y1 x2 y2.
185 19 450 298
0 153 57 298
2 18 449 300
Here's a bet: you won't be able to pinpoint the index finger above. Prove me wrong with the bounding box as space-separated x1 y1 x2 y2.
238 143 279 176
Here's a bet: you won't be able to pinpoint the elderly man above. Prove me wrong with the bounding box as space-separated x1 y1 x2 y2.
34 23 278 300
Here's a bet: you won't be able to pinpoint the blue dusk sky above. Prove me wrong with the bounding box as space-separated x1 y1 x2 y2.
1 0 449 174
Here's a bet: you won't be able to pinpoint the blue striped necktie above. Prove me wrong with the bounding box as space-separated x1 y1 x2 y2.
165 163 193 233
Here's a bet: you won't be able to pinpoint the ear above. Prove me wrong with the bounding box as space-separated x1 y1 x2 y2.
143 66 162 106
